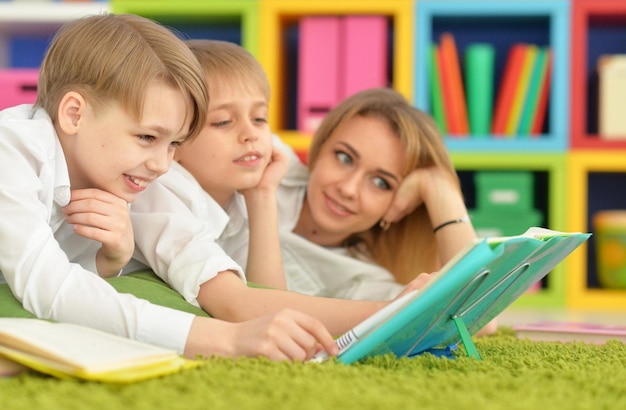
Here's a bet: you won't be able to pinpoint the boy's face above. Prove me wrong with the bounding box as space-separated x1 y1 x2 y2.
65 81 191 203
175 80 271 206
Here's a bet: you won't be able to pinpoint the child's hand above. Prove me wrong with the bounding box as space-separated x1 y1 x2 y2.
394 272 435 299
241 146 288 197
232 308 338 361
187 309 338 362
64 189 134 278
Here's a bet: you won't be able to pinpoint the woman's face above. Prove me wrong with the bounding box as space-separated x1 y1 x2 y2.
303 115 406 245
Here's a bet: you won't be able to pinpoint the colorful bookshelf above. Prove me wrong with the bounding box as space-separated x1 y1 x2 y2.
571 0 626 149
258 0 414 146
567 152 626 310
111 0 259 55
451 152 568 308
0 1 109 68
414 0 570 152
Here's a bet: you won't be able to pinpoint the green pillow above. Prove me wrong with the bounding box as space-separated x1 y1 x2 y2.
108 270 209 317
0 270 209 318
0 282 36 318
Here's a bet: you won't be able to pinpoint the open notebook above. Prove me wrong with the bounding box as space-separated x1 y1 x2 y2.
312 227 591 364
0 318 198 383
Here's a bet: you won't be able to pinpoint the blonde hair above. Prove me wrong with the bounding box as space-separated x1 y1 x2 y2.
308 88 461 283
185 39 270 102
36 13 208 141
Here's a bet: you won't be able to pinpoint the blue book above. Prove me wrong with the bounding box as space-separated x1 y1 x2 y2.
312 227 591 364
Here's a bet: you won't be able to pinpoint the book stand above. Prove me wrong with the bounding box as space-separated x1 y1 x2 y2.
334 229 591 365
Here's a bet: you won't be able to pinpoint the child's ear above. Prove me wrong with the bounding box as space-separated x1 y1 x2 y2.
57 91 86 135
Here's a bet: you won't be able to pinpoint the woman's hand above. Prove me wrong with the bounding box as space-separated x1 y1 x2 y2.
381 166 461 227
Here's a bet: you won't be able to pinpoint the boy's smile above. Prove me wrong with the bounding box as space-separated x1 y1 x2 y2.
58 80 192 203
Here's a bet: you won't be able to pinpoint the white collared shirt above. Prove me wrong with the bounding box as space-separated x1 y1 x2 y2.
0 104 194 354
128 161 245 306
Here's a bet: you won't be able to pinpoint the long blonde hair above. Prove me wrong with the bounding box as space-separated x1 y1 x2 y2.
36 13 208 141
307 88 460 283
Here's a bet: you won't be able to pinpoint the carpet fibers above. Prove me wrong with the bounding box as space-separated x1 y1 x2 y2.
2 328 625 410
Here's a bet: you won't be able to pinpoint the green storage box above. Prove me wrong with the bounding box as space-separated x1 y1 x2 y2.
469 209 543 238
474 171 535 212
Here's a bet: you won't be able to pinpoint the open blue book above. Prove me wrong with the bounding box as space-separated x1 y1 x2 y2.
313 227 591 364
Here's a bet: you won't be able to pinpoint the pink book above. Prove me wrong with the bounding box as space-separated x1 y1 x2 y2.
297 16 341 133
513 321 626 344
340 15 388 99
0 69 39 110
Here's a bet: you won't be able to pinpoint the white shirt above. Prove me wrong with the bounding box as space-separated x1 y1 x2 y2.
220 136 405 301
128 161 245 306
0 104 194 354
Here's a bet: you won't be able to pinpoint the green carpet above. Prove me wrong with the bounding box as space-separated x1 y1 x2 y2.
2 328 625 410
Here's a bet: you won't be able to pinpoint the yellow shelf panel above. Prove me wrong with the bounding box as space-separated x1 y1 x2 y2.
259 0 414 131
567 151 626 310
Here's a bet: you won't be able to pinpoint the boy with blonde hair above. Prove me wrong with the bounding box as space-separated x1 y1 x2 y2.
0 15 338 362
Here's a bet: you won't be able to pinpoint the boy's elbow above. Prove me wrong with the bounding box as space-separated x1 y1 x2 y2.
197 270 253 322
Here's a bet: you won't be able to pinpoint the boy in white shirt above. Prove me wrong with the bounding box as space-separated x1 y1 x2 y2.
0 14 339 362
129 40 427 341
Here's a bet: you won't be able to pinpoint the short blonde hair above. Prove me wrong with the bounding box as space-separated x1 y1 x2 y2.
185 39 270 102
308 88 461 283
36 13 208 141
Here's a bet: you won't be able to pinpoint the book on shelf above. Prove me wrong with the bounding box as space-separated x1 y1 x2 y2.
518 46 549 137
491 43 527 136
513 321 626 344
0 318 199 383
429 43 447 134
530 49 552 136
438 32 469 136
311 227 591 364
465 43 495 137
505 44 538 136
598 54 626 139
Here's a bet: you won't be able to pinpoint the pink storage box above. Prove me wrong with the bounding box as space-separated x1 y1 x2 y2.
297 17 341 133
0 69 39 110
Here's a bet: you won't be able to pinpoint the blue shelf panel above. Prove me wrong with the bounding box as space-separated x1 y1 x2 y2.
444 135 566 152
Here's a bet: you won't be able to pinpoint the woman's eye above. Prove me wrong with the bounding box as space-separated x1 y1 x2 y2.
335 151 352 165
373 176 391 191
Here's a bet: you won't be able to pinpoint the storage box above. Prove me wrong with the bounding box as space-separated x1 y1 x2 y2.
0 69 39 110
474 171 535 212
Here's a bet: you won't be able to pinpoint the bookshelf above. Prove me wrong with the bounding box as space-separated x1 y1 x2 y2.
111 0 259 55
0 2 109 67
414 0 570 152
257 0 414 149
567 152 626 309
571 0 626 149
452 153 568 308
